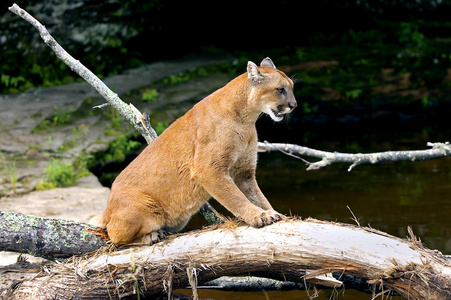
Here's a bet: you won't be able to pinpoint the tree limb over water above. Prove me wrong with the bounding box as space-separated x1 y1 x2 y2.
258 141 451 171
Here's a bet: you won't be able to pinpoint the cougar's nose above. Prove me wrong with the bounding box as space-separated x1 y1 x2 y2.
288 100 297 110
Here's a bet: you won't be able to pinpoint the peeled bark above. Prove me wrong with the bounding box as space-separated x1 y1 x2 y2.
3 219 451 299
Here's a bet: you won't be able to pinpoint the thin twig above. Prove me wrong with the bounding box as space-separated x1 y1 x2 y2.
269 142 313 166
347 206 360 226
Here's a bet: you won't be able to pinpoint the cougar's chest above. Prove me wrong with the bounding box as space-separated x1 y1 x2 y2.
228 126 258 176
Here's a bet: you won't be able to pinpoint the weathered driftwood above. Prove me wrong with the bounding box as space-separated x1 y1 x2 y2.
8 3 157 144
200 271 342 291
0 212 346 296
3 218 451 300
258 141 451 171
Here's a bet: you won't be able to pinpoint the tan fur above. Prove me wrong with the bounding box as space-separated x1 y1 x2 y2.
92 58 297 245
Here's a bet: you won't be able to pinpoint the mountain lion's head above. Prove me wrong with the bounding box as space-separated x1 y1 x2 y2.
247 57 297 122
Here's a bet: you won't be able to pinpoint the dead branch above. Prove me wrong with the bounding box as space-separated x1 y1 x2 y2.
3 219 451 300
258 141 451 171
8 3 157 144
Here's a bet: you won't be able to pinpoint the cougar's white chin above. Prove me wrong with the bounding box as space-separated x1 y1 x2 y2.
264 105 284 122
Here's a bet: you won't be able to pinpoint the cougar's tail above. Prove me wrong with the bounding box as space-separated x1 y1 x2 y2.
89 211 107 229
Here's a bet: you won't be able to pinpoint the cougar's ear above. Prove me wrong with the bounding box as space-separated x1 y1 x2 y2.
247 61 265 83
260 57 276 68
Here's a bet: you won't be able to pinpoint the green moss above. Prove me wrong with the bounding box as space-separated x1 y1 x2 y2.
32 120 51 133
32 106 75 133
141 88 158 102
103 106 126 136
27 215 41 228
52 107 74 126
58 139 78 152
2 211 26 232
36 158 76 190
2 211 46 232
94 134 143 165
35 180 58 191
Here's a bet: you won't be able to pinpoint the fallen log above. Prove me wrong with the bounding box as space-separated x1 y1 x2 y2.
0 211 338 295
3 218 451 299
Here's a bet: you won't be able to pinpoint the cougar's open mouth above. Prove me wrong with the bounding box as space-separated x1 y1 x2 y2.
268 107 284 122
263 104 284 122
271 108 282 118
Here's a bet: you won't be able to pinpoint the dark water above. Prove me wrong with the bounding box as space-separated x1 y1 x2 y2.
258 153 451 254
176 289 400 300
180 121 451 299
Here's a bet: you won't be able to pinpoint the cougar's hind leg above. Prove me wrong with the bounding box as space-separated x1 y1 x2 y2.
106 217 142 245
107 215 168 245
105 190 168 245
134 216 192 245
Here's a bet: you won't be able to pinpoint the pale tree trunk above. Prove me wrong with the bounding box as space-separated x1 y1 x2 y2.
3 219 451 299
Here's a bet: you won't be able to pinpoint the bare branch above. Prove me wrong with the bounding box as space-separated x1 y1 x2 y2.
258 141 451 171
8 3 157 144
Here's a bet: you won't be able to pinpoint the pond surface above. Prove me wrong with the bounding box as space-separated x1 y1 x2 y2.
181 120 451 299
176 289 400 300
258 154 451 254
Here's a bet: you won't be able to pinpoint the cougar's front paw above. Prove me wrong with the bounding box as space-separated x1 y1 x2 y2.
247 210 284 228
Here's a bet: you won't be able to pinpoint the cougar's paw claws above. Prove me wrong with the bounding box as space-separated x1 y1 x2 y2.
252 210 284 228
140 229 169 245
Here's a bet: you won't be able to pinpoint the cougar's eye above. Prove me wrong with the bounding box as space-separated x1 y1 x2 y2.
277 87 286 95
